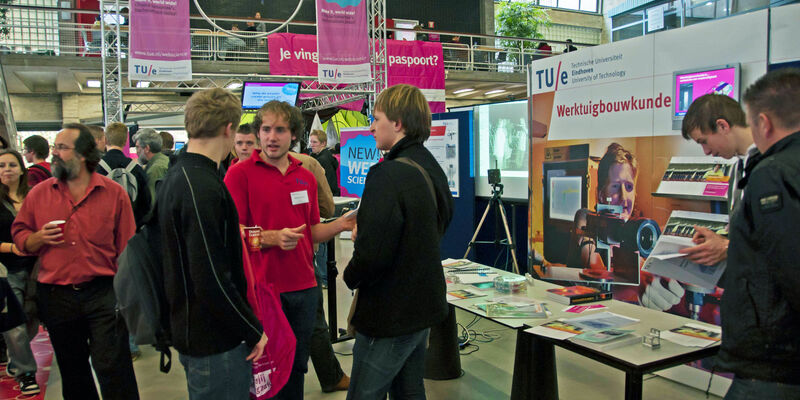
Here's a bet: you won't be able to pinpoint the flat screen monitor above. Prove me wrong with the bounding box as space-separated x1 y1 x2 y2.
241 81 301 110
672 64 740 129
174 141 185 150
473 99 529 200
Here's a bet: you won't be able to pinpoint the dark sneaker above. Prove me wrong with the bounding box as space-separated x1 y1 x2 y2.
18 373 40 395
322 374 350 393
5 364 19 378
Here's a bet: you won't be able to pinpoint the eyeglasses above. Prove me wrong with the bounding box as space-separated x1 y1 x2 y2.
52 144 75 151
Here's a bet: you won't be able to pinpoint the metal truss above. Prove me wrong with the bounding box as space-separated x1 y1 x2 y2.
125 101 187 114
112 0 389 120
299 0 386 112
100 0 126 125
368 0 387 109
299 81 373 112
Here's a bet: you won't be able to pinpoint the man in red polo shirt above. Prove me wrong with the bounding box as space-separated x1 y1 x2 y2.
224 101 354 400
12 123 139 400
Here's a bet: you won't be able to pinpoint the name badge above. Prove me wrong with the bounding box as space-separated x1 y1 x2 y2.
291 190 309 205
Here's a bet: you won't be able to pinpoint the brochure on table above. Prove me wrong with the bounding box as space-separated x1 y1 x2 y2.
661 323 721 347
426 119 459 197
654 157 736 201
641 210 729 289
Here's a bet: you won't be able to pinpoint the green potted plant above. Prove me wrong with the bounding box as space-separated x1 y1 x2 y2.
495 1 551 63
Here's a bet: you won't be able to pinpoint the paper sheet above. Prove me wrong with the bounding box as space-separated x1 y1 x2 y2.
641 211 729 289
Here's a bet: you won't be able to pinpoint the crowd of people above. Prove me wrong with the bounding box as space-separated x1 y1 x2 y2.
0 68 796 399
0 83 453 400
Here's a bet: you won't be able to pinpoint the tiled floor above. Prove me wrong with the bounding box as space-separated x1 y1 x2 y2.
43 238 723 399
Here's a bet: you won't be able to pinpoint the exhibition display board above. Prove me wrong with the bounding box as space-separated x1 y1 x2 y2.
526 9 772 394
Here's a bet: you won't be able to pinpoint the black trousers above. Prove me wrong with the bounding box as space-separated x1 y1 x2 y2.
38 278 139 400
309 278 345 391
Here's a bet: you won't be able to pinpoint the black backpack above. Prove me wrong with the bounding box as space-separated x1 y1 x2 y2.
114 209 172 372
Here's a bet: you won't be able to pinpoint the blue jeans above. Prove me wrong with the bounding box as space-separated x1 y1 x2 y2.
347 328 430 400
724 377 800 399
179 342 251 400
272 286 319 400
314 244 328 285
3 269 37 376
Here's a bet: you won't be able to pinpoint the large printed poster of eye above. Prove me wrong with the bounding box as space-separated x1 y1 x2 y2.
339 127 381 198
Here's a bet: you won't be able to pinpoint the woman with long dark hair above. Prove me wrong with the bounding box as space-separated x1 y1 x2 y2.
0 149 40 395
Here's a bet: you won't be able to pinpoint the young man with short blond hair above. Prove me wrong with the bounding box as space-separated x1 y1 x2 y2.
158 88 267 400
344 84 454 399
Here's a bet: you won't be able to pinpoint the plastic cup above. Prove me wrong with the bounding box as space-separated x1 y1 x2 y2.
244 226 261 252
49 220 66 234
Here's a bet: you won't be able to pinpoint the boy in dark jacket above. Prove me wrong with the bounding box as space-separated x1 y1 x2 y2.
158 88 266 400
344 84 454 399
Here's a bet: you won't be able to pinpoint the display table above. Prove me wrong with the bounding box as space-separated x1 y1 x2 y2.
442 263 720 400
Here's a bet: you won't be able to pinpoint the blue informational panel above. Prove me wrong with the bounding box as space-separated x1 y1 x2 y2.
432 111 475 260
339 127 381 198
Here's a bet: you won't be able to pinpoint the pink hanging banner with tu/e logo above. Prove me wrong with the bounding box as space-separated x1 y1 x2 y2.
316 0 370 84
128 0 192 82
268 33 445 113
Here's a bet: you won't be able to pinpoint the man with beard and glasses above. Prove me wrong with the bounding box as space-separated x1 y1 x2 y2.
12 123 139 400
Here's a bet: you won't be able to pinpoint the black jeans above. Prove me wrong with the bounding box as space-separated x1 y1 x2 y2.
272 286 319 400
38 278 139 400
309 278 345 390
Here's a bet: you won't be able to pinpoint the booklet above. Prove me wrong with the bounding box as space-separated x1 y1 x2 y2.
564 312 639 331
446 288 488 301
661 323 721 347
474 296 547 318
525 320 585 340
571 329 641 351
641 210 729 290
442 258 476 269
574 329 634 343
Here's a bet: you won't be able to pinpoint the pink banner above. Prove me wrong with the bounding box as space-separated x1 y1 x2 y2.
267 33 446 113
316 0 370 83
386 39 445 113
128 0 191 81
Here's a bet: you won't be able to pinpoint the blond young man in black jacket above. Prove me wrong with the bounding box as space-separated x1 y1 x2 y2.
158 88 266 400
344 84 454 399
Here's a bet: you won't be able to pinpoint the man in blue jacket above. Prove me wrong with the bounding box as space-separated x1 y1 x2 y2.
718 68 800 398
344 84 454 399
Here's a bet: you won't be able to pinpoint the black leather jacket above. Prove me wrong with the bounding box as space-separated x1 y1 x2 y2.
717 131 800 383
344 136 454 337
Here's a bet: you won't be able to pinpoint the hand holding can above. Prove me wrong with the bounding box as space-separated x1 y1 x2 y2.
244 226 262 252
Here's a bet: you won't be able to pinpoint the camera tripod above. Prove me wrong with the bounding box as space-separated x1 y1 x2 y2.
464 183 521 274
